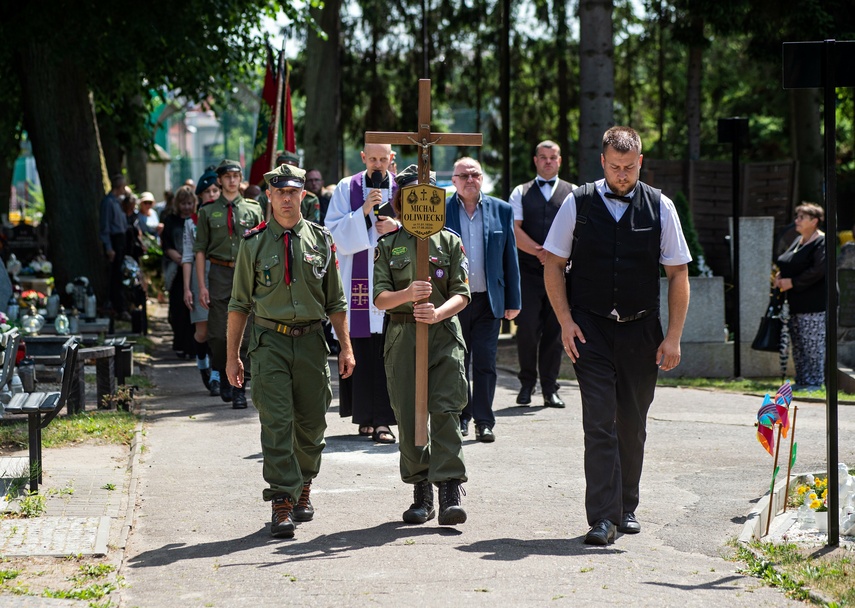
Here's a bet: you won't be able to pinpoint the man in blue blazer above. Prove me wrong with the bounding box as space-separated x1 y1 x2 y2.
446 157 522 443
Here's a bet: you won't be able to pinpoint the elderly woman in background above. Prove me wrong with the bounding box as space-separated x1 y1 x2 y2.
775 202 826 391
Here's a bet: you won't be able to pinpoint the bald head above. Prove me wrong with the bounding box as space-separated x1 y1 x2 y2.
361 144 395 178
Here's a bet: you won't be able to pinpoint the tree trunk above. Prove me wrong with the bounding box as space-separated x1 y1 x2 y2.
578 0 614 183
97 111 124 180
555 0 572 181
790 88 823 205
127 147 148 193
18 41 107 305
303 0 343 183
685 17 704 161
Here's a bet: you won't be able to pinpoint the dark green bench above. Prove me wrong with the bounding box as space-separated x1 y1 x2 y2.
1 330 79 493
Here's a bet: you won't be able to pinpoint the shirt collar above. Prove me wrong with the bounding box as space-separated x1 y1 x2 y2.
268 216 306 240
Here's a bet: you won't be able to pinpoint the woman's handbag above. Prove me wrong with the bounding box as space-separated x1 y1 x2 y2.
751 289 784 352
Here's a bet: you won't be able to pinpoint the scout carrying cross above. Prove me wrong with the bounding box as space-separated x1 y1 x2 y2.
366 79 482 447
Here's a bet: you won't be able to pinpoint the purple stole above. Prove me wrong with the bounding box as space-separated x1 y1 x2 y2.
348 172 396 338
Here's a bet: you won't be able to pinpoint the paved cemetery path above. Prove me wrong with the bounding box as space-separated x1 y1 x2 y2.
117 307 855 607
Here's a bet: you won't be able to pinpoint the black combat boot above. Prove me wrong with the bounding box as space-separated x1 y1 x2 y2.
220 381 233 403
437 480 467 526
293 482 314 522
402 480 435 524
231 386 247 409
270 496 295 538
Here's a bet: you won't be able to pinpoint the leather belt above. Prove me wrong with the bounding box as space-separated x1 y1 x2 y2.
208 257 236 268
388 313 416 323
576 308 656 323
610 309 654 323
255 318 323 337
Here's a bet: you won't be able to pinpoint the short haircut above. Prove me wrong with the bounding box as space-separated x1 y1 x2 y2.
602 126 642 154
453 156 482 171
795 202 824 223
535 140 560 156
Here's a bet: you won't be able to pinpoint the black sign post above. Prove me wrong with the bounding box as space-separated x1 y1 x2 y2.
717 117 749 379
783 39 855 547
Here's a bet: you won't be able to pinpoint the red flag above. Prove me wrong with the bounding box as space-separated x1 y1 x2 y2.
283 78 296 153
249 48 280 187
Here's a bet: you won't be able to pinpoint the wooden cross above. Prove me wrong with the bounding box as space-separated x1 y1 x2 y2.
366 79 482 447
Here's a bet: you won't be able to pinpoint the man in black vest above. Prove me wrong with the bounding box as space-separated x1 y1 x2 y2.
542 126 691 546
509 140 576 407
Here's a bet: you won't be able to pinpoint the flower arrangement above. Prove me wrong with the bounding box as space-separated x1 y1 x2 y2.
0 311 9 333
19 289 46 309
18 255 53 278
794 475 828 512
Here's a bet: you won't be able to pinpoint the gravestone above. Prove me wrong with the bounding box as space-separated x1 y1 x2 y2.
731 216 775 342
5 223 49 266
0 264 11 315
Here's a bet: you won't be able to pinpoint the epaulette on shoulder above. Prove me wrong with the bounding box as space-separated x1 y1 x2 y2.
244 198 262 206
442 226 462 239
243 220 268 239
377 225 402 242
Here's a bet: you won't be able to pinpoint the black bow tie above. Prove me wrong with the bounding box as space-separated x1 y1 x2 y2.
537 179 556 188
604 192 632 203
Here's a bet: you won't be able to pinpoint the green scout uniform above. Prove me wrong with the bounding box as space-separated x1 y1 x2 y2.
193 193 264 371
373 227 471 485
229 216 347 502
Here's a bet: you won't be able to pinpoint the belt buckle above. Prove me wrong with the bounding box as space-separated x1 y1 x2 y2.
291 326 303 337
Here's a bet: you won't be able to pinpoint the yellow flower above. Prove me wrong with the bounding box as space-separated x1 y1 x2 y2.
822 489 828 499
810 499 822 510
809 492 818 501
797 486 808 495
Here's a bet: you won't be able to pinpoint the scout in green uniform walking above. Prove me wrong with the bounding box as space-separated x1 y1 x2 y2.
373 164 471 526
226 163 355 539
193 159 264 408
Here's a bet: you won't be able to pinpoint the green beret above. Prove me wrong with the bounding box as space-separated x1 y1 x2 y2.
395 163 436 187
216 158 242 175
264 164 306 189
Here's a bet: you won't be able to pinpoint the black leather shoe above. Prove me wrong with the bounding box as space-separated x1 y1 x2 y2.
618 512 641 534
584 519 616 545
543 392 566 408
475 424 495 443
220 382 233 403
231 386 248 409
460 420 469 437
208 379 221 397
516 385 534 405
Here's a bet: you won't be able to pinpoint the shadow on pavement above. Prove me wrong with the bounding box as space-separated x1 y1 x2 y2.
456 537 626 559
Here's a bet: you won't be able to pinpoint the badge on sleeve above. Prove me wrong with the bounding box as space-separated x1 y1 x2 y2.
374 248 381 262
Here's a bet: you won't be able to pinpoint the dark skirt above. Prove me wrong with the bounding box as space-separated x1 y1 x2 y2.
339 334 396 427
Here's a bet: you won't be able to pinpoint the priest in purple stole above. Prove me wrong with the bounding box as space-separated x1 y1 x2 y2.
325 142 400 444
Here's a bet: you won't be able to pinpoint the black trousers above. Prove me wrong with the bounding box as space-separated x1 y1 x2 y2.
339 334 396 428
571 309 662 526
105 234 128 314
515 269 563 394
458 292 501 428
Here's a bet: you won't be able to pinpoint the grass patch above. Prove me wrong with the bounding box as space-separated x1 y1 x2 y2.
736 541 855 605
0 410 138 450
655 376 855 402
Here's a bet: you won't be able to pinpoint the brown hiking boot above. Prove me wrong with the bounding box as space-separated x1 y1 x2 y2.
293 482 314 522
271 496 295 538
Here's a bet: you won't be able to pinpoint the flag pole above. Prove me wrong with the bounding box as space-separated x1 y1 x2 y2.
269 41 287 172
783 405 799 513
766 422 784 536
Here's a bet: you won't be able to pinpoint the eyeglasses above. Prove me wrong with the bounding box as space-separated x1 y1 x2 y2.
453 172 482 181
795 213 815 220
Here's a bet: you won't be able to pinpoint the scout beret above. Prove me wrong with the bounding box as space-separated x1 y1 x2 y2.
216 158 242 175
195 166 218 195
276 150 300 166
264 164 306 189
395 163 436 187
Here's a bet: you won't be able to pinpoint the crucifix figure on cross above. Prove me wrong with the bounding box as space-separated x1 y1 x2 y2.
367 79 482 447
